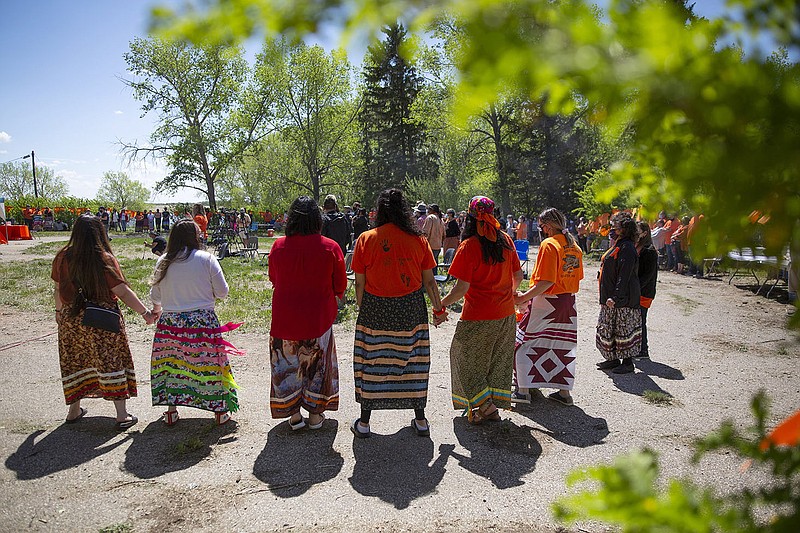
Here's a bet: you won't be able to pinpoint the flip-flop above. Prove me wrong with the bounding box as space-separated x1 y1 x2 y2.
308 413 326 430
350 418 370 439
65 407 88 424
289 416 306 431
411 418 430 437
114 414 138 431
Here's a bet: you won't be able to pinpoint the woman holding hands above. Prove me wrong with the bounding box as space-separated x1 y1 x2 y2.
52 214 155 429
513 208 583 405
439 196 523 424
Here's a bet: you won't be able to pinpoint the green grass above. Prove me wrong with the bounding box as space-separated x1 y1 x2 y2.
1 244 279 333
642 390 674 406
175 436 205 455
0 259 54 311
669 294 700 315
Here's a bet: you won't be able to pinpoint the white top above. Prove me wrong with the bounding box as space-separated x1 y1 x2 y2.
150 249 229 312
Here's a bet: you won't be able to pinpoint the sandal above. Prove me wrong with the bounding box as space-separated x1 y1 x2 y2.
215 412 231 426
481 405 501 422
350 418 370 439
411 418 430 437
65 407 88 424
163 410 179 426
115 414 138 431
308 413 325 430
289 415 306 431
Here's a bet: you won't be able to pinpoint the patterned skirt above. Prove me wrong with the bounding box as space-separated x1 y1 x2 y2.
354 290 430 410
270 327 339 418
515 293 577 391
596 305 642 361
151 309 242 413
450 315 515 415
57 302 137 404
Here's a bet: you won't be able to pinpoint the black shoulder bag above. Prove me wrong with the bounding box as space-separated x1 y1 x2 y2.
76 284 122 333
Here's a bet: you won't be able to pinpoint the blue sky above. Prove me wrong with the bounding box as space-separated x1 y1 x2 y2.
0 0 768 204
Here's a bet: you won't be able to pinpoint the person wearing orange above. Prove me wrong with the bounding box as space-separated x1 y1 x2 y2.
351 188 444 438
440 196 523 424
192 203 208 242
513 208 584 405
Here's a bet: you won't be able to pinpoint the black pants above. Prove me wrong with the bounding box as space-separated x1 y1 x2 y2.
640 307 649 357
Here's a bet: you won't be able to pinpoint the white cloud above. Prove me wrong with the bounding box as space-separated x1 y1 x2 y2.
0 150 7 154
0 131 11 143
114 110 123 115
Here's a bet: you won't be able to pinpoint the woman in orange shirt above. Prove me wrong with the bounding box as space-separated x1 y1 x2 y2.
351 188 444 438
513 208 584 405
192 203 208 242
440 196 523 424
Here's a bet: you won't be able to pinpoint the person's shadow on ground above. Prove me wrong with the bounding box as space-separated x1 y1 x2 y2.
449 417 541 489
515 400 609 448
253 419 343 498
5 418 131 480
605 369 673 398
124 418 238 479
635 359 685 380
349 426 452 510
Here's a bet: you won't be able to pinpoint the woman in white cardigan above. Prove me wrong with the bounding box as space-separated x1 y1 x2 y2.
149 220 243 426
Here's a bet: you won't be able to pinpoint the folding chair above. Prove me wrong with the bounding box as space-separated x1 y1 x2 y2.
514 240 530 278
434 248 456 295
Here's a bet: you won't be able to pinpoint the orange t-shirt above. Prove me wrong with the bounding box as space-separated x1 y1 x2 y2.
448 234 521 321
194 215 208 238
351 223 436 297
532 234 584 294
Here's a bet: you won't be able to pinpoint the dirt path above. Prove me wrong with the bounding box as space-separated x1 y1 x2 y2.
0 237 797 532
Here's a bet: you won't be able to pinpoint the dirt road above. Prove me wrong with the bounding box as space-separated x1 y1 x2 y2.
0 236 797 532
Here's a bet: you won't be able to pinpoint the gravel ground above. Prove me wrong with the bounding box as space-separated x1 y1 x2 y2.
0 235 797 532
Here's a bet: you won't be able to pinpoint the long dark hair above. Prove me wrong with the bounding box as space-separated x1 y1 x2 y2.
151 220 202 285
59 214 123 312
285 196 322 236
375 188 421 236
461 215 511 264
636 220 654 247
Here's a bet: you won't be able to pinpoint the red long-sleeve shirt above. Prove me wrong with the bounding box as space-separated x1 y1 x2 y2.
268 234 347 340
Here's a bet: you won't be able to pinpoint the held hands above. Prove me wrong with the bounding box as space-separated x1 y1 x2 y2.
142 308 162 325
514 290 530 306
432 307 449 327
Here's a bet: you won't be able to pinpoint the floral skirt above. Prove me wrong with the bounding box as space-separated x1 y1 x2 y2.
57 302 137 404
270 327 339 418
151 309 242 413
596 305 642 361
450 315 515 416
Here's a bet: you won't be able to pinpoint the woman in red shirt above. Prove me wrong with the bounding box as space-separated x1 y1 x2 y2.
351 188 444 438
513 208 584 405
268 196 347 430
440 196 523 424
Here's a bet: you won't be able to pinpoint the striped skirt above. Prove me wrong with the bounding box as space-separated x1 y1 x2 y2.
57 302 137 404
450 315 516 414
151 309 242 413
270 327 339 418
596 305 642 361
515 293 578 391
354 290 430 410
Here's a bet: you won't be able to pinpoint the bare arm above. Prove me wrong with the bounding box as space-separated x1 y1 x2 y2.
111 284 154 324
515 280 554 305
355 272 366 308
441 279 470 308
422 269 443 311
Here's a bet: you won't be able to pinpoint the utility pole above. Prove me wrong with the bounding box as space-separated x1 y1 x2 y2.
22 151 38 198
31 151 38 199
